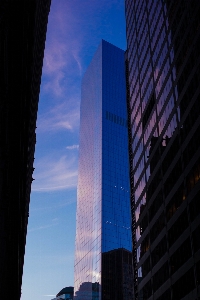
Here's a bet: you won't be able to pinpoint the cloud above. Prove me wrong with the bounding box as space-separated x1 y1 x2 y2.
66 144 79 150
42 39 82 97
42 1 83 98
37 101 80 133
30 199 76 213
28 223 58 233
41 0 126 100
32 154 78 192
43 42 66 76
43 296 56 297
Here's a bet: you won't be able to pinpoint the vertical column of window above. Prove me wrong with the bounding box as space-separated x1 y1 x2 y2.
153 32 170 129
154 5 178 142
127 87 138 297
163 1 180 127
154 11 173 297
125 0 134 42
135 186 147 243
133 0 149 288
145 0 160 153
161 3 184 293
127 0 143 297
143 2 167 296
134 165 146 206
133 110 142 147
143 0 160 203
141 9 157 173
125 17 137 300
143 95 156 147
130 79 140 127
135 0 146 200
129 52 139 114
140 25 152 104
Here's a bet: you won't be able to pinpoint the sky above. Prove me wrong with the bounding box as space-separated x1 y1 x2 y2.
21 1 126 299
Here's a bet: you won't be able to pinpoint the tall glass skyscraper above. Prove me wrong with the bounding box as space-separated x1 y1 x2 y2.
74 40 133 300
125 0 200 299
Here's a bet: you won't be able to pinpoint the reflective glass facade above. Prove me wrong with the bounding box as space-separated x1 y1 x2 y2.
125 0 200 299
74 40 133 300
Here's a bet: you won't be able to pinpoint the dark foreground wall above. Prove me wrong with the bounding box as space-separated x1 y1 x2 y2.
0 0 51 298
125 0 200 299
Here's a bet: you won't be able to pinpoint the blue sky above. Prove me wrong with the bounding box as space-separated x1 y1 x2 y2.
21 1 126 299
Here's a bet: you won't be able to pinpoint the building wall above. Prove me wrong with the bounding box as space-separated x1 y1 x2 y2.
74 40 133 300
125 0 200 299
74 41 103 299
0 1 51 298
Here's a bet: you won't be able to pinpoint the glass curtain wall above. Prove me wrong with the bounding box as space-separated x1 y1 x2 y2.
74 40 133 300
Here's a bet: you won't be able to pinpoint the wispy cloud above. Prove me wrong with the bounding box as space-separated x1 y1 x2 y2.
52 218 58 222
37 101 79 133
28 223 58 233
66 144 79 150
42 1 83 98
30 199 76 213
32 154 78 192
43 39 82 97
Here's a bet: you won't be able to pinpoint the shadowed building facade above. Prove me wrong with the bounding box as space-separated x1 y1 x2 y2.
102 248 133 300
74 40 133 300
0 0 51 298
51 286 74 300
125 0 200 299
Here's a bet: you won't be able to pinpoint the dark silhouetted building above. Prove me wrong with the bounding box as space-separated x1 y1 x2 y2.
0 0 51 298
125 0 200 299
74 40 133 299
102 248 133 300
52 286 74 300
